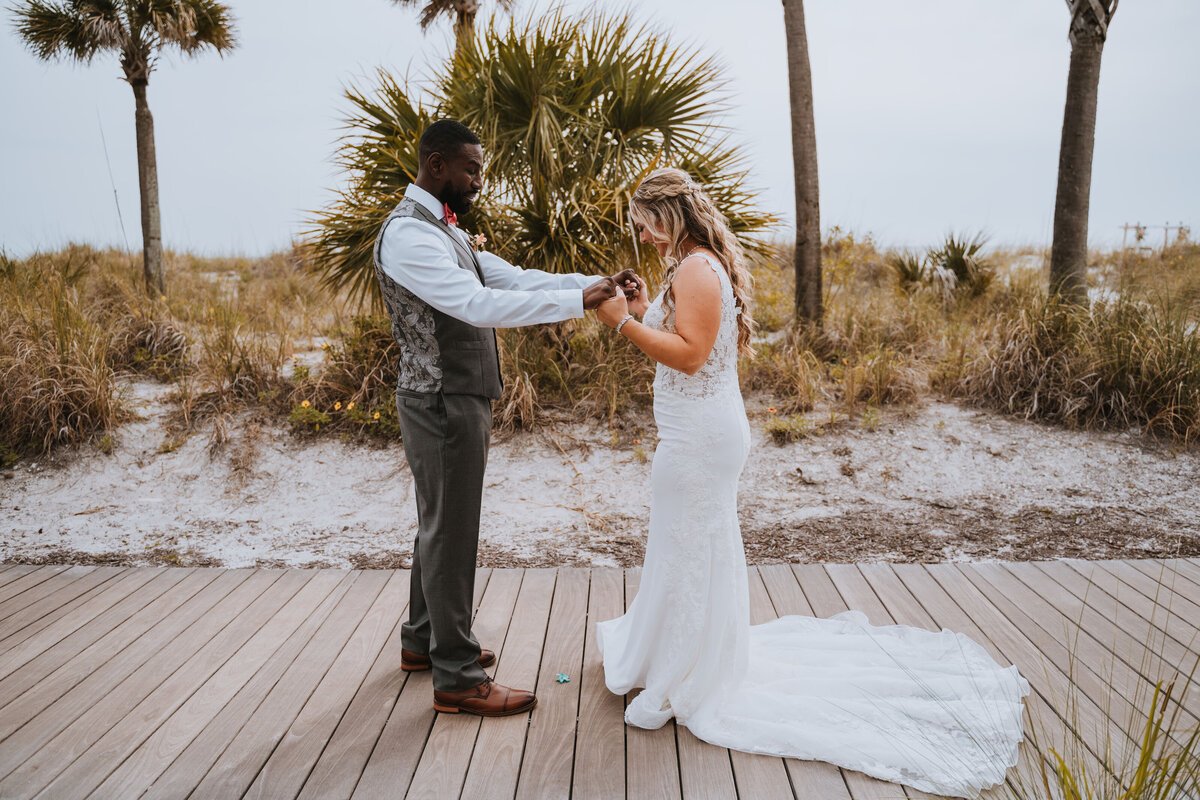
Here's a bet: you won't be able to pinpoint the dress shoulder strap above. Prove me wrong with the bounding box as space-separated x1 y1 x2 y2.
681 251 722 273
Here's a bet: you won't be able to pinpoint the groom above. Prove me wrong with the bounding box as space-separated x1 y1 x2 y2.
374 119 635 716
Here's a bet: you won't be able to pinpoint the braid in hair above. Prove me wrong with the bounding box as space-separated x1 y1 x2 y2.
630 168 757 355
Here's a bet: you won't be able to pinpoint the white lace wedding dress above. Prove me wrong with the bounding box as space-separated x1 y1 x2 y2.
596 254 1030 798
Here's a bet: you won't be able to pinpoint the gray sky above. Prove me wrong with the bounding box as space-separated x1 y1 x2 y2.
2 0 1197 257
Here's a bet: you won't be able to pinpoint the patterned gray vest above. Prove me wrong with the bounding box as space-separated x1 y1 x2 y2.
372 196 503 399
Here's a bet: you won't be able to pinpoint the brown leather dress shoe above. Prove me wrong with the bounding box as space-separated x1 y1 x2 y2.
400 648 496 673
433 676 537 717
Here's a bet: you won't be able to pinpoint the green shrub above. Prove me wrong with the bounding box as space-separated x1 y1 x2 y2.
283 315 401 440
929 232 993 297
888 251 927 293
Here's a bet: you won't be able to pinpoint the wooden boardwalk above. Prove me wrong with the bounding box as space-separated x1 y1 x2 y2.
0 558 1197 799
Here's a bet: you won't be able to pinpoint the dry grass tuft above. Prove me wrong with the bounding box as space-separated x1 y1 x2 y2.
4 235 1197 458
0 248 128 456
951 296 1200 443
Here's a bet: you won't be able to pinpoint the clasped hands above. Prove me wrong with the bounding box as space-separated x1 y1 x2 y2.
583 269 649 329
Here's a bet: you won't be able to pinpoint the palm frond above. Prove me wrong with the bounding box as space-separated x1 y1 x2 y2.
177 0 237 54
388 0 516 33
308 8 775 306
13 0 234 68
141 0 236 56
11 0 124 62
305 72 432 309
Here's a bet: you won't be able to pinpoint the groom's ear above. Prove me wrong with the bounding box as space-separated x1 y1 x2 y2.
425 151 445 179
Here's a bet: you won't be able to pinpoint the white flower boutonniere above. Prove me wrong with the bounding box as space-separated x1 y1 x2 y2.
471 233 488 251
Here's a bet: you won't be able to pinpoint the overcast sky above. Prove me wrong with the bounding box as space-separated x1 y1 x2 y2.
2 0 1197 257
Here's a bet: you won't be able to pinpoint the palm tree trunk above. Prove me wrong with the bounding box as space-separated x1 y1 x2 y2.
1050 3 1113 304
453 2 478 57
782 0 822 327
131 80 165 297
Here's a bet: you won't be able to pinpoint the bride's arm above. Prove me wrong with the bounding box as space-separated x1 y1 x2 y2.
597 258 721 375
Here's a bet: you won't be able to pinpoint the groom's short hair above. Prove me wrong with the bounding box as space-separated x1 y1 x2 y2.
418 120 481 163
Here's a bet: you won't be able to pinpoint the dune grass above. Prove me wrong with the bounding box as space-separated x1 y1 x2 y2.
2 235 1197 461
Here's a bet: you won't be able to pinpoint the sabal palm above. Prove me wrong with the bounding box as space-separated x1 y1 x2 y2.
388 0 515 51
1050 0 1118 304
12 0 237 296
309 11 774 309
782 0 822 327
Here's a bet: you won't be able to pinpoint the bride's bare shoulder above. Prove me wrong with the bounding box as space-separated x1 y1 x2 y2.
673 252 723 296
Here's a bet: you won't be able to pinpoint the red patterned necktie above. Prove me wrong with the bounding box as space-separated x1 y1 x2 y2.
443 203 458 227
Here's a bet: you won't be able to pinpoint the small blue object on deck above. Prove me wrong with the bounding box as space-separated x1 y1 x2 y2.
555 673 570 683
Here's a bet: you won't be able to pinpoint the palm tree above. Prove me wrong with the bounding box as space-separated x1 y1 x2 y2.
782 0 822 327
388 0 515 53
309 11 774 308
1050 0 1118 304
12 0 237 297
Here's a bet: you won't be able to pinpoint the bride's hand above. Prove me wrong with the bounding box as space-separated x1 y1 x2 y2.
628 289 650 317
612 268 649 317
596 291 629 328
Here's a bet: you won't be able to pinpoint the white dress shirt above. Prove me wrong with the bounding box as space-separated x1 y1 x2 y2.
378 183 597 328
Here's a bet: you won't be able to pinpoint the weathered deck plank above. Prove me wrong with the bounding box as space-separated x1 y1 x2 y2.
141 571 360 800
515 568 588 800
0 568 278 792
0 567 196 701
0 567 154 657
623 567 683 800
572 567 625 800
460 568 555 799
348 568 491 800
0 559 1193 799
30 569 336 800
404 568 523 799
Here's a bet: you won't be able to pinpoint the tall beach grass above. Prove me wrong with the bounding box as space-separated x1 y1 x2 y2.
2 235 1197 461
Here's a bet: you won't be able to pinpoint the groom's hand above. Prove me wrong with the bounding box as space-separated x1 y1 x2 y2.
582 277 618 310
611 269 645 302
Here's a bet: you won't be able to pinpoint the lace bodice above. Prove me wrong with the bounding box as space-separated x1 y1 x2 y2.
641 253 741 399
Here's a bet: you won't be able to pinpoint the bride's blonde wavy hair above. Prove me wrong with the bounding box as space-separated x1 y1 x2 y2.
629 168 756 355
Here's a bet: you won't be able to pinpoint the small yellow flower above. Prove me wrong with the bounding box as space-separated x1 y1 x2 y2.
334 401 342 411
301 400 310 408
373 411 381 420
321 342 330 350
159 295 167 302
209 307 215 315
347 402 355 410
315 424 320 432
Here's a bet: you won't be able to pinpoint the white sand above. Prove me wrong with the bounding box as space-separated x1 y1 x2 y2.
2 380 1197 567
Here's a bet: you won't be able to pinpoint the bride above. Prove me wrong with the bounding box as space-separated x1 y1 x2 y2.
593 168 1030 798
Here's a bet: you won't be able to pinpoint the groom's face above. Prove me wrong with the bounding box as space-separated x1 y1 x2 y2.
437 143 484 216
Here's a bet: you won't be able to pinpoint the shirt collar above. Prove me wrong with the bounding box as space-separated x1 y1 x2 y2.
404 183 449 223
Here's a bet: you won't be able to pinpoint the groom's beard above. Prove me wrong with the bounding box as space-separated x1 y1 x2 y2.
445 189 477 217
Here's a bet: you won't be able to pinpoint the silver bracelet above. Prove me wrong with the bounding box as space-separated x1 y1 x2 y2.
616 314 634 335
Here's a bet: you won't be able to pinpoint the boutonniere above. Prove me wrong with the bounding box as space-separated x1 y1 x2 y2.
471 233 488 252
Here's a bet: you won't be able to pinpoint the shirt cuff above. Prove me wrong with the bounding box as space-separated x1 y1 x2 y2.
563 288 585 319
